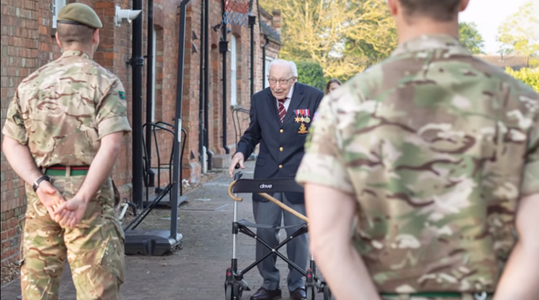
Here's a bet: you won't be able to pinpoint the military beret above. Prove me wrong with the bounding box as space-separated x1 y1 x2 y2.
57 3 103 29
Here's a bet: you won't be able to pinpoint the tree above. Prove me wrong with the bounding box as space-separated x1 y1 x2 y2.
497 2 539 56
343 0 397 72
459 22 484 54
506 67 539 92
260 0 397 81
295 61 326 91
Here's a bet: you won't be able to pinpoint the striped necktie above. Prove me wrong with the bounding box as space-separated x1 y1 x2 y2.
278 98 287 123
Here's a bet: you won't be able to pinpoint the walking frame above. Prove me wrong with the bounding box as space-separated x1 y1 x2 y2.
224 172 332 300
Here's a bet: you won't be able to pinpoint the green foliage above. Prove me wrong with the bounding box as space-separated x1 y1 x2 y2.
295 61 326 91
458 22 485 54
505 67 539 92
342 0 397 77
260 0 396 80
497 2 539 56
530 58 539 69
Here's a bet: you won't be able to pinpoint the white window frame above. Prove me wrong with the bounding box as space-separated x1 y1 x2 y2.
52 0 67 29
264 57 273 88
151 27 157 121
230 35 238 106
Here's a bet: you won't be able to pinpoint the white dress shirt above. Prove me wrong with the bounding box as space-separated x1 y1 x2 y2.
276 84 294 111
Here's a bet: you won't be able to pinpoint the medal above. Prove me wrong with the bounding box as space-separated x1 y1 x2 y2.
294 110 301 123
298 122 308 134
297 109 309 133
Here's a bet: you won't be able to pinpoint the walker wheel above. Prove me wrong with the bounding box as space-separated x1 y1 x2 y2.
225 282 243 300
306 285 316 300
323 284 332 300
233 282 243 299
225 283 233 300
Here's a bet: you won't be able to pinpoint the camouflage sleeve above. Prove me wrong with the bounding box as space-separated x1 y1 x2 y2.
1 91 27 145
296 96 354 194
96 79 132 139
521 113 539 195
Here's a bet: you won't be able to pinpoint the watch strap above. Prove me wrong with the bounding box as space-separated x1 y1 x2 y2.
32 175 50 192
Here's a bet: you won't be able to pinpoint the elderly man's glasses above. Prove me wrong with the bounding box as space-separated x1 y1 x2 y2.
268 76 295 86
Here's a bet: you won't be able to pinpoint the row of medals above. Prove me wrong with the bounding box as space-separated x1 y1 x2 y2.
295 115 311 123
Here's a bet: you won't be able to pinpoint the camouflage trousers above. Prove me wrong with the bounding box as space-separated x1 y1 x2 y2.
20 173 125 300
381 293 493 300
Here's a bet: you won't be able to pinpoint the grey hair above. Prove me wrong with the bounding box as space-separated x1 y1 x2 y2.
269 59 298 77
289 61 298 77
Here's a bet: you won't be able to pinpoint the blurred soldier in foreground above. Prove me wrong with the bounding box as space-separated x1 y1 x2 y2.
2 3 131 299
296 0 539 299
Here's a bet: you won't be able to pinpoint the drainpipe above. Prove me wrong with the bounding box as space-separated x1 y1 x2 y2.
145 0 154 181
249 15 256 97
262 34 269 89
204 0 213 169
220 0 230 154
171 0 191 239
132 0 144 208
198 0 205 172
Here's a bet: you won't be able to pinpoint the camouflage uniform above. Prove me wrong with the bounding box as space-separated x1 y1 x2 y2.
2 49 131 299
296 35 539 299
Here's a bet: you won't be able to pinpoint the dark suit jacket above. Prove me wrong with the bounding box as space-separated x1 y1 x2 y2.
236 82 324 204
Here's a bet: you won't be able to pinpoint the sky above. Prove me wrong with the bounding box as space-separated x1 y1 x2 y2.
459 0 539 54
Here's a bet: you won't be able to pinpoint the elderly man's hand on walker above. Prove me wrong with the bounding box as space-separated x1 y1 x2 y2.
229 152 245 177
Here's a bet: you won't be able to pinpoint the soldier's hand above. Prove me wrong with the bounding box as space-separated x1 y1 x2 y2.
35 181 66 220
52 197 88 229
229 152 245 177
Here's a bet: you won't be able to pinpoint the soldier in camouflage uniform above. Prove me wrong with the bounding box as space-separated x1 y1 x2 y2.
296 0 539 300
1 3 131 300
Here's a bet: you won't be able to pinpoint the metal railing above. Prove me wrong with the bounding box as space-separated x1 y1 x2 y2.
122 122 187 231
232 105 250 145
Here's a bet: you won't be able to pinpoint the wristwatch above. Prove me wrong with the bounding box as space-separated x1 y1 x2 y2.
32 175 51 192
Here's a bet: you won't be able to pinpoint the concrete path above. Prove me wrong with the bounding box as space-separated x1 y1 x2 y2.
1 161 316 300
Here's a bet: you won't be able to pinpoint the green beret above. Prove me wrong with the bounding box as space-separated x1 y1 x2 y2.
57 3 103 29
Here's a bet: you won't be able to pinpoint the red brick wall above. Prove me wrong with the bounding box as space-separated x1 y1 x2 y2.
209 43 221 155
0 0 59 265
137 1 178 190
206 0 275 156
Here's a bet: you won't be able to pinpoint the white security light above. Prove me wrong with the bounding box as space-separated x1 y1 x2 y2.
115 6 142 27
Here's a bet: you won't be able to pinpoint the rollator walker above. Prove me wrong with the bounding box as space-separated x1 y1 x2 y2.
224 172 332 300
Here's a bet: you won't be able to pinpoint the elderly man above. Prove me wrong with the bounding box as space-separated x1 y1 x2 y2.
229 59 324 300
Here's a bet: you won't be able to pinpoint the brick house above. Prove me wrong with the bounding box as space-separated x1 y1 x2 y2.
0 0 281 265
476 54 531 70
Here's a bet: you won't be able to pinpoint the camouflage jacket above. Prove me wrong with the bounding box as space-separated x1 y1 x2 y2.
296 35 539 293
2 50 131 167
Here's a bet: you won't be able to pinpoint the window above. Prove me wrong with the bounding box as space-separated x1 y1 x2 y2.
264 57 273 89
230 35 237 106
52 0 66 29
